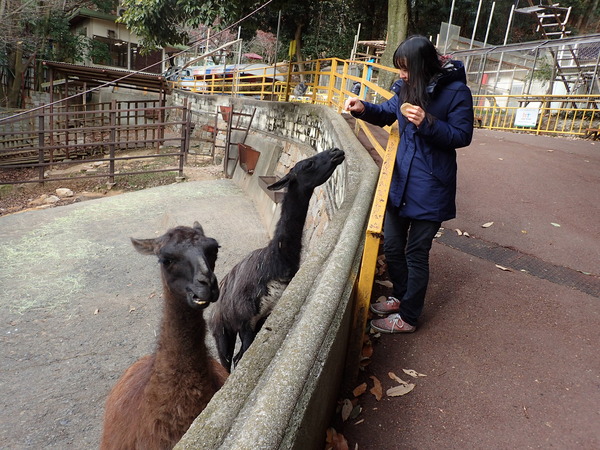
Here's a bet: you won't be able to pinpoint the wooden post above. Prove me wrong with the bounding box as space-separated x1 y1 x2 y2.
37 115 45 184
109 100 116 184
180 100 189 176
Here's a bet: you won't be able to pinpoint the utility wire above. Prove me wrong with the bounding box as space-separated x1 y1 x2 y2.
1 0 275 122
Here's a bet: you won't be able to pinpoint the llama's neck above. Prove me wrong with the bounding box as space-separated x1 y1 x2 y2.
154 292 210 373
271 186 312 263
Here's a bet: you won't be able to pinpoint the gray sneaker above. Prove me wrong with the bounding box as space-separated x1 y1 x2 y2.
371 313 416 334
370 296 401 315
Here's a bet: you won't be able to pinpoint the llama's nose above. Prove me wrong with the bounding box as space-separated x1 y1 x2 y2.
195 258 219 300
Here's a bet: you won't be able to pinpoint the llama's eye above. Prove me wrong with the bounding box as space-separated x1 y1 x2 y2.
159 257 173 266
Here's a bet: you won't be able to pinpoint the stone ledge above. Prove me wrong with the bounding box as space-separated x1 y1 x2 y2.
169 95 378 449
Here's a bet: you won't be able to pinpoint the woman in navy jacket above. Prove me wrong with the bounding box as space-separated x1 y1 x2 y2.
345 35 473 333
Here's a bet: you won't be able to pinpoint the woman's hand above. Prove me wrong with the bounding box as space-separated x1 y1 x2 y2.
344 97 365 114
403 104 426 127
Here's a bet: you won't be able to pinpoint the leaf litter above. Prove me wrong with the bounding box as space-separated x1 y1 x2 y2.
369 376 383 401
384 369 426 397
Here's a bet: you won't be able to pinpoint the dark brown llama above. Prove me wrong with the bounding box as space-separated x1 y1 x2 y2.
209 148 345 371
101 222 228 450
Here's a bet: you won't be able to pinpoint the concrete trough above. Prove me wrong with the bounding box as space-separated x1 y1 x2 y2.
170 95 379 449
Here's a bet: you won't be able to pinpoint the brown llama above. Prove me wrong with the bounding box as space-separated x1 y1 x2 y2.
101 222 228 450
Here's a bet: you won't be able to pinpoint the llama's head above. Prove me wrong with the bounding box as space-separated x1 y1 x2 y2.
267 147 345 193
131 222 220 309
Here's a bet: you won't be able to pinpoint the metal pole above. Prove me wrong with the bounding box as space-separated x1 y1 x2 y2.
204 28 211 68
476 1 495 96
493 4 515 93
466 0 484 72
526 48 540 96
234 27 242 97
271 10 282 99
444 0 456 54
351 23 361 61
588 49 600 95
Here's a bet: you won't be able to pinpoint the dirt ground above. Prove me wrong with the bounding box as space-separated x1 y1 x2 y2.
0 149 224 217
0 152 232 449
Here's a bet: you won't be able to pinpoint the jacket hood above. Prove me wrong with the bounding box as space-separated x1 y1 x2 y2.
389 59 467 97
427 59 467 95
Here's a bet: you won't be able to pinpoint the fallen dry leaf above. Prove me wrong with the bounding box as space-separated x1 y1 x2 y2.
388 372 409 385
495 264 512 272
370 376 383 401
350 404 362 420
94 309 100 315
403 368 427 378
455 228 462 236
353 383 367 397
481 221 494 228
387 383 415 397
463 231 470 237
325 427 349 450
341 399 353 422
359 358 371 369
374 280 393 288
551 222 561 227
362 343 373 359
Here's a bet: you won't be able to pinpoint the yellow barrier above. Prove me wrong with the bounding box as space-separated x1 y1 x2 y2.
473 94 600 137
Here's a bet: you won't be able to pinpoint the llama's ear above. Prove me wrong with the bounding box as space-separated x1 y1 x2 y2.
267 173 291 191
131 237 158 255
192 221 205 236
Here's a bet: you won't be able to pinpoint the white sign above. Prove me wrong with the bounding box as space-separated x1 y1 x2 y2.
514 108 539 127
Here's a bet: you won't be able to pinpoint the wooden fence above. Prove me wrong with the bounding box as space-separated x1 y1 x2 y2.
0 100 191 185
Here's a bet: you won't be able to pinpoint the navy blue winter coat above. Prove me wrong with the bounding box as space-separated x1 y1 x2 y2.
353 60 473 222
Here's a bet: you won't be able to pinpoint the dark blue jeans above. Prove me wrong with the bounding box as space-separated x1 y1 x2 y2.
383 210 441 326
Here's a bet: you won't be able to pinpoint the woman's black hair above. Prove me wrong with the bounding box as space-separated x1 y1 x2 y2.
393 35 443 108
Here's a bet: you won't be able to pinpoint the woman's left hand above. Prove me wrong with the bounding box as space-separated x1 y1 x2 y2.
404 105 426 127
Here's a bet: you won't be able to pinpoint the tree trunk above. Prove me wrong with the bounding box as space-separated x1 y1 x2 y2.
6 42 35 109
293 23 306 82
377 0 409 91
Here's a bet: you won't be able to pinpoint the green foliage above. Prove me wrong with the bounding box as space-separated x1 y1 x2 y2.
117 0 243 49
39 12 89 63
527 59 554 86
88 40 111 65
301 1 355 59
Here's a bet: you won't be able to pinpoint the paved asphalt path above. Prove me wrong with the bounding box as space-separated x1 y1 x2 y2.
340 129 600 449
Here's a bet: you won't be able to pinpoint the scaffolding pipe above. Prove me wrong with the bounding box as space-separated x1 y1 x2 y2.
466 0 484 72
476 1 496 96
444 0 457 53
492 4 515 94
351 23 361 61
526 48 540 95
271 10 282 98
589 49 600 96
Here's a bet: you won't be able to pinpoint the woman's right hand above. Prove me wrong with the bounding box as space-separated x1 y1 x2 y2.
344 97 364 114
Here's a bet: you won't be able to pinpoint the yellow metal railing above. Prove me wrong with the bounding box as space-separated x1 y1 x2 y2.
473 94 600 136
171 58 600 368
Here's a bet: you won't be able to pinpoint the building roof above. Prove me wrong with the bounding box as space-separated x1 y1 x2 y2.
42 61 170 94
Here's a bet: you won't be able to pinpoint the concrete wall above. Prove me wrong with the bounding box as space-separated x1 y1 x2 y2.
169 92 379 449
